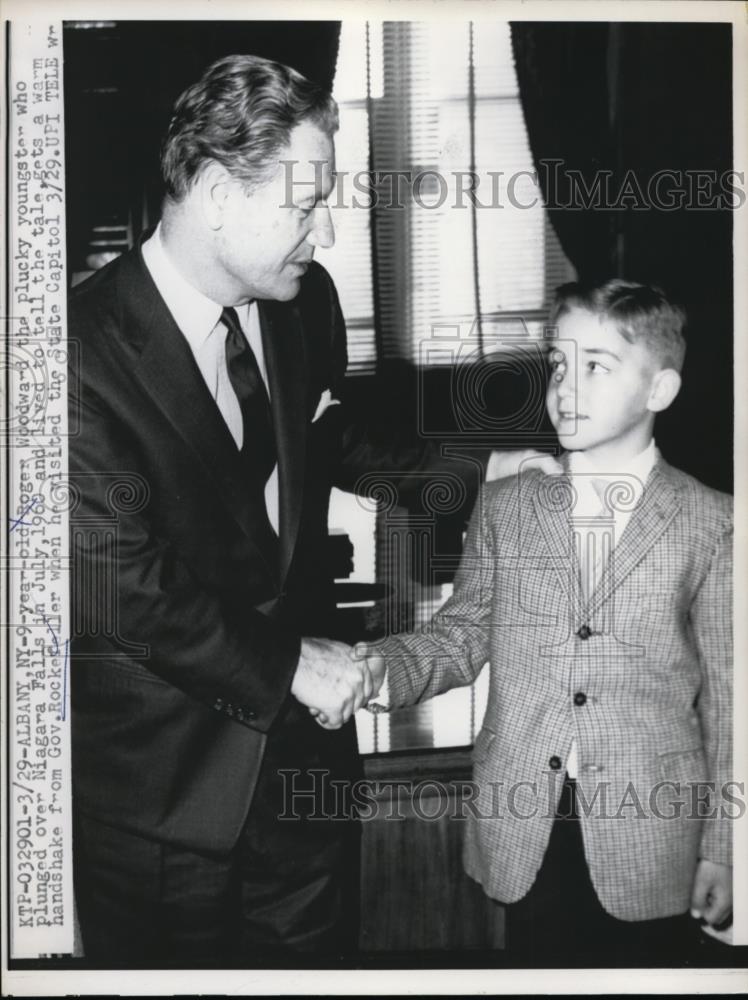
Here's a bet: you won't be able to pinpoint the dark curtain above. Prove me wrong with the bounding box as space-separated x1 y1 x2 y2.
511 21 733 492
511 23 615 281
614 24 732 492
64 21 341 267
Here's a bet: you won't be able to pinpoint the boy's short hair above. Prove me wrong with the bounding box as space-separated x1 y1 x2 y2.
161 54 339 201
549 279 687 372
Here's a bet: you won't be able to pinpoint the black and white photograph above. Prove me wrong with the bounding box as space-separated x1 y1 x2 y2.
2 0 747 994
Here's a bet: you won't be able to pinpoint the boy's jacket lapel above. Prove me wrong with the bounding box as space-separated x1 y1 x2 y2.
528 455 682 619
528 470 586 622
586 458 681 615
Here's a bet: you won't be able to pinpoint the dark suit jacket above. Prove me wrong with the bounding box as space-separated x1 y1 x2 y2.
69 242 470 854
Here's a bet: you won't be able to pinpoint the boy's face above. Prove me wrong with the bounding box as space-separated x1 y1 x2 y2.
546 307 670 464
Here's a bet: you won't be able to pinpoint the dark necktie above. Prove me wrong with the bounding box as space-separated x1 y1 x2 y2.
222 306 276 486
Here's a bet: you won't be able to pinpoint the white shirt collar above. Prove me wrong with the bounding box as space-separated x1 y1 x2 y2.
568 439 657 486
568 440 657 516
141 223 251 345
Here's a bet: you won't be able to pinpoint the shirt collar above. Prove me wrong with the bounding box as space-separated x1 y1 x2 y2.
567 440 657 509
568 439 656 482
568 439 657 521
141 223 252 347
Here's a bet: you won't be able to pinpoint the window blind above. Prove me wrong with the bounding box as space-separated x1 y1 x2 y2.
370 20 576 365
316 22 382 375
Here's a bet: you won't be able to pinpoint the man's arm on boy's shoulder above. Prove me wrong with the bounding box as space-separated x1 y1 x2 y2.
359 483 502 709
689 506 733 923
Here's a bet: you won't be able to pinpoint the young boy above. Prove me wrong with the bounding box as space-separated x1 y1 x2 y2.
359 280 733 959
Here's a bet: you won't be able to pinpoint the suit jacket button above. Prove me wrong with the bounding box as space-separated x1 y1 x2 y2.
549 755 562 771
574 692 587 706
576 625 592 640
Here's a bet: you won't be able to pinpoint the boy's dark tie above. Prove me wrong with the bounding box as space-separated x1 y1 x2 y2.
221 306 276 486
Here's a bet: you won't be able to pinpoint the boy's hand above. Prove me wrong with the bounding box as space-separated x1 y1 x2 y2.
690 859 732 927
486 448 562 482
351 642 386 700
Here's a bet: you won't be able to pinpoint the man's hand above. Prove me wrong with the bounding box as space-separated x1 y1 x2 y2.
690 859 732 927
291 638 373 730
486 448 562 482
307 643 387 727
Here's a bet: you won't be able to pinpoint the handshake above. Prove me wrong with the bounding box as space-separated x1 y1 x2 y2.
290 637 386 729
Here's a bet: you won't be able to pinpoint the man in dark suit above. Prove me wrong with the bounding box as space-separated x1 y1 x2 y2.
68 53 553 965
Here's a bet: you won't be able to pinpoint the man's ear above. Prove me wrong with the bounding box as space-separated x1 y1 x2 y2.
195 161 233 230
647 367 682 413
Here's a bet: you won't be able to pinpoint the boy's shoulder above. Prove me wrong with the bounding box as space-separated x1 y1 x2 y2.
481 466 546 507
654 458 732 529
478 459 732 534
478 468 550 532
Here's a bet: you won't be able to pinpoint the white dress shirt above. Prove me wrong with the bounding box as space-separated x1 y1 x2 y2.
566 440 657 778
141 226 279 532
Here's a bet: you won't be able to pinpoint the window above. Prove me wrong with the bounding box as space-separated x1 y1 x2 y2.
323 20 576 754
316 23 382 375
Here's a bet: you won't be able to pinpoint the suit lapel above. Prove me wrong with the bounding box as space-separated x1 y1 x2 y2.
529 454 682 622
117 246 280 581
529 470 586 621
587 457 681 615
259 298 308 584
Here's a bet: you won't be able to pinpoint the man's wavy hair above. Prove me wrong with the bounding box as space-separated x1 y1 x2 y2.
161 54 338 201
549 279 687 372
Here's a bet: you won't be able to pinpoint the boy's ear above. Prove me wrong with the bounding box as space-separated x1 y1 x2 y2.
647 368 681 413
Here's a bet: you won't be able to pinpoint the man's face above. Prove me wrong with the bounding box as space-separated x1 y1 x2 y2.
546 307 659 462
217 121 336 302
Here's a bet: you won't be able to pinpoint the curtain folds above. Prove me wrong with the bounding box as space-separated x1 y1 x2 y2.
510 21 733 492
510 22 615 281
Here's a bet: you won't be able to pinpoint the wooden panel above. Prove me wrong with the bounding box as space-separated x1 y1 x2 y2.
360 751 504 952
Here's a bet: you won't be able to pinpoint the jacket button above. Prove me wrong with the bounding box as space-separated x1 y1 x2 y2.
549 755 562 771
576 625 592 640
574 692 587 706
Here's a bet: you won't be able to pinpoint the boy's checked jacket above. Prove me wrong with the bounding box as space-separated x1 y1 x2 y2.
381 453 733 921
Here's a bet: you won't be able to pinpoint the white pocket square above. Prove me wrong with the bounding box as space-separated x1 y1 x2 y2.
312 389 341 423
